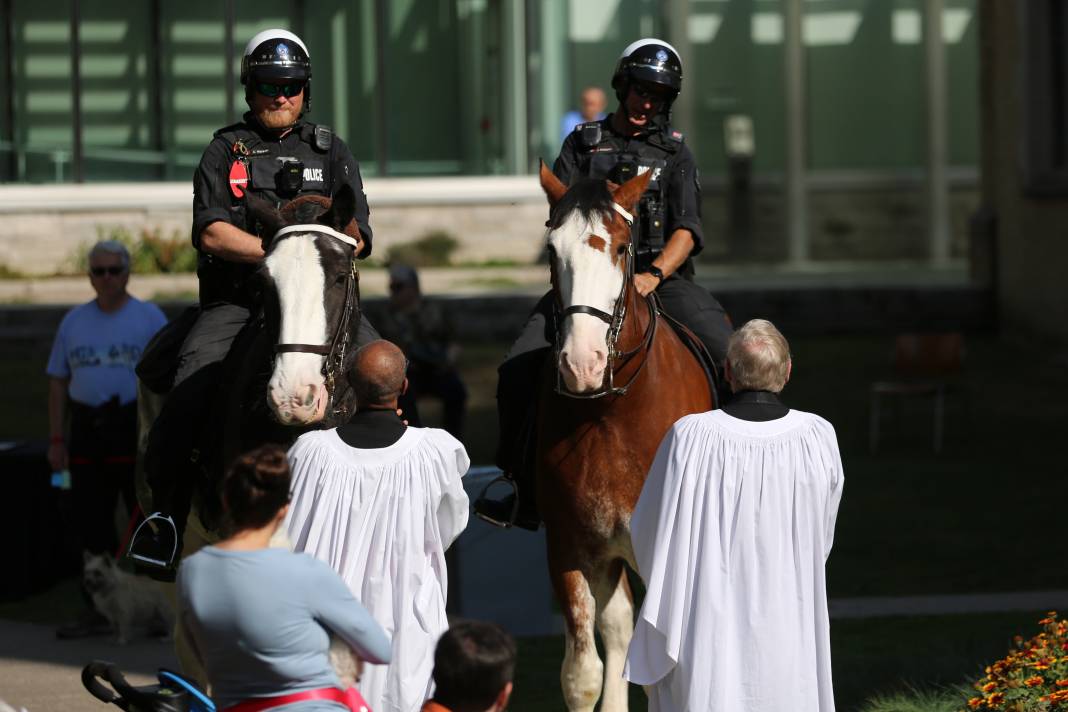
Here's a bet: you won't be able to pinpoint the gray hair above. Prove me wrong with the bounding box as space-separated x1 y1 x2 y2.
726 319 791 393
88 240 130 270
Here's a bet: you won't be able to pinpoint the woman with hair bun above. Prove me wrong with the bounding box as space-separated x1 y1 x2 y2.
178 444 391 711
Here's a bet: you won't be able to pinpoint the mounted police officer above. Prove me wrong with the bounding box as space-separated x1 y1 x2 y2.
132 29 378 575
184 27 377 385
475 38 733 530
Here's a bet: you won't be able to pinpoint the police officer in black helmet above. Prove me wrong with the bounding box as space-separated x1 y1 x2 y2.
133 29 378 574
475 38 733 531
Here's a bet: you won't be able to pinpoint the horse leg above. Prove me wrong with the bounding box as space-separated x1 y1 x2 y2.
594 561 634 712
548 535 604 712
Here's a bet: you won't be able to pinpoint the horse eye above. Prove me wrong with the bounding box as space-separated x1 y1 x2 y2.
334 273 346 286
616 243 627 255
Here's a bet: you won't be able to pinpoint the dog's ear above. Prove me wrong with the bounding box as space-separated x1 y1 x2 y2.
103 556 115 568
83 550 92 564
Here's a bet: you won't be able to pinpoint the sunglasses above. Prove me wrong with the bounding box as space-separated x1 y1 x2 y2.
631 83 668 105
256 82 304 98
90 266 126 276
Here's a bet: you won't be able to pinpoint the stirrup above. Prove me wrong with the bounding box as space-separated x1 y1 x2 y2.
473 476 520 529
127 513 180 581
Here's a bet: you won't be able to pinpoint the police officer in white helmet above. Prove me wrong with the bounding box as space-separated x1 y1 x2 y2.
133 29 379 575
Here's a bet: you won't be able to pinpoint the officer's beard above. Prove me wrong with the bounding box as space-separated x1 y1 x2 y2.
255 103 302 131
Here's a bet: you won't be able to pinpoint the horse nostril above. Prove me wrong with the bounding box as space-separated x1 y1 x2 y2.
303 385 317 407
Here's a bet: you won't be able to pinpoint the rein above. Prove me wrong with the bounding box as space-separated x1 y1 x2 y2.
553 202 658 399
271 224 361 401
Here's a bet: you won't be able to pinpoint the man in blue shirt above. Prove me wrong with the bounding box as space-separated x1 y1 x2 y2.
559 86 607 145
47 240 167 637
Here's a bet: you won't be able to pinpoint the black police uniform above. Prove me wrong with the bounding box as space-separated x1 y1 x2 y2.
489 116 732 526
136 113 380 575
178 111 379 384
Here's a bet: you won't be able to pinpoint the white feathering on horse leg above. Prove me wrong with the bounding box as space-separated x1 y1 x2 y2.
595 568 635 712
559 569 604 712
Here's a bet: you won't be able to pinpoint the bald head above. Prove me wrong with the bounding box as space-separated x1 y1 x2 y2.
347 340 407 408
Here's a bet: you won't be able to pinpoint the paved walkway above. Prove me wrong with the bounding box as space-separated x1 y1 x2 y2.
3 587 1067 711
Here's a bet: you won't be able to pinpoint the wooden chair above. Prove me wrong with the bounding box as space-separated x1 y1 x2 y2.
869 332 965 453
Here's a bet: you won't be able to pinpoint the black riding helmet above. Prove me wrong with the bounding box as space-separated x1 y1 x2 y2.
240 29 313 111
611 38 683 115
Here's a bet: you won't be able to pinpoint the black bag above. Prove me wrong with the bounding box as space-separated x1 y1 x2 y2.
136 306 200 394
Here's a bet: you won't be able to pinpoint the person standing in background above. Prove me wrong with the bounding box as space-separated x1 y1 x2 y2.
48 240 167 638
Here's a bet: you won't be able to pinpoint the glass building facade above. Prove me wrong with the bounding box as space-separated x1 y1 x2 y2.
0 0 977 183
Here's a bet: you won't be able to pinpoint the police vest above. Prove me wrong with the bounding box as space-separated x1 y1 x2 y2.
198 121 337 307
574 121 685 259
216 121 336 232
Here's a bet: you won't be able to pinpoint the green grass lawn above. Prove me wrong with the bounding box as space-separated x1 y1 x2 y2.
3 331 1066 710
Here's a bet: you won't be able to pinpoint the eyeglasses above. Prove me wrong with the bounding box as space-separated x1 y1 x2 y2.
90 266 126 276
256 82 304 98
631 83 668 105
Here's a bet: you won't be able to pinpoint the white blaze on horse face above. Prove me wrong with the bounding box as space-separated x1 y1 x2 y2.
265 236 329 425
550 210 623 393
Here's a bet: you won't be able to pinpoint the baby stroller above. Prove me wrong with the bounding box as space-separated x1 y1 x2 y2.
81 661 214 712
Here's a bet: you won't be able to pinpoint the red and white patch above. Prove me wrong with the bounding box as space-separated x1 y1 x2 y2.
229 160 249 198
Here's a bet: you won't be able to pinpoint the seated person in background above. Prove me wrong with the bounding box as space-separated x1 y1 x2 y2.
177 444 391 709
377 264 467 441
422 620 517 712
286 340 470 712
624 319 843 712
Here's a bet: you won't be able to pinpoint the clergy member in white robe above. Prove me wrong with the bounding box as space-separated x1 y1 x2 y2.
624 319 843 712
284 340 470 712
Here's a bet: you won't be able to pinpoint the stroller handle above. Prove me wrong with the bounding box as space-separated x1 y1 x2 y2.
81 661 129 709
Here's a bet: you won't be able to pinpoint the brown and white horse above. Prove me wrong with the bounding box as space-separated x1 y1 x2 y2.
536 163 714 711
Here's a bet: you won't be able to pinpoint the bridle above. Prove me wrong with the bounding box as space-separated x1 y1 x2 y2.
553 201 658 399
271 224 362 404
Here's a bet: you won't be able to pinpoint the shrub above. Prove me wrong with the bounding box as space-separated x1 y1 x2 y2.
74 227 197 274
962 613 1068 710
385 230 459 267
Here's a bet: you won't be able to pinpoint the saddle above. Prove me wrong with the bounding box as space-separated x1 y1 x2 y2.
653 296 724 409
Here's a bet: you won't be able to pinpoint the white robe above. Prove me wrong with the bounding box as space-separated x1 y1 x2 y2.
284 427 470 712
624 409 843 712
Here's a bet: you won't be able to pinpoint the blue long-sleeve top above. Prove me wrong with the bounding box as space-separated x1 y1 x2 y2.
178 546 392 710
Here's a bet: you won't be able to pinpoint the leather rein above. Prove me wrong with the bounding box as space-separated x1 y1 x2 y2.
553 202 658 399
271 224 361 401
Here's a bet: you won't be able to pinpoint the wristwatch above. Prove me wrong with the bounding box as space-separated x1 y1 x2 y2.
646 265 665 284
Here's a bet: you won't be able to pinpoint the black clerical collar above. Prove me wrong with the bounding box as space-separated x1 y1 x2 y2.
722 390 789 422
336 408 406 449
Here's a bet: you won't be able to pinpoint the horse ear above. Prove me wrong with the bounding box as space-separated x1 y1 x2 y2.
539 160 567 207
322 184 357 231
246 192 285 239
610 170 652 214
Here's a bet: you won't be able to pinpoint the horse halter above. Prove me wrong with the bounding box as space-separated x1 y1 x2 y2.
553 201 658 399
272 224 361 398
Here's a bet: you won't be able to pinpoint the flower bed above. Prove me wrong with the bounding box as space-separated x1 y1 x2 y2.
965 613 1068 710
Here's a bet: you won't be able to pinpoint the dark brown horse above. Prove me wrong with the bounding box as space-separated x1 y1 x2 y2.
535 163 714 711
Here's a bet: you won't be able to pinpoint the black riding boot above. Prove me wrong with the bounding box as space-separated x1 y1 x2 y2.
129 364 221 580
474 348 548 531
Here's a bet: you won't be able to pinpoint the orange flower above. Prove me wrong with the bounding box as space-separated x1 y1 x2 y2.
1026 675 1045 687
986 691 1005 705
967 697 983 709
981 681 998 693
1058 679 1068 687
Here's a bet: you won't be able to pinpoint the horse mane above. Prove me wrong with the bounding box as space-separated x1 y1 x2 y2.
548 178 614 230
